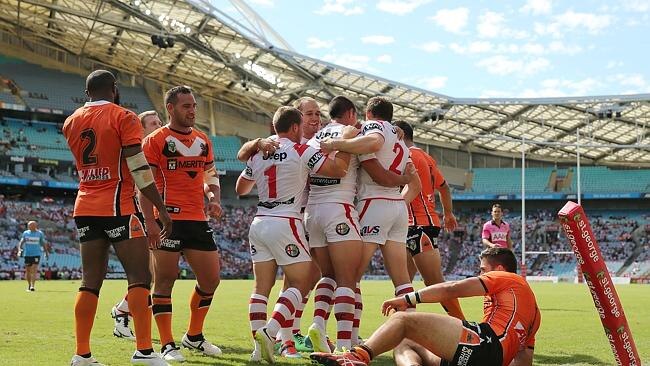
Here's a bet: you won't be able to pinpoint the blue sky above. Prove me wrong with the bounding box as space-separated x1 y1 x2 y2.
227 0 650 98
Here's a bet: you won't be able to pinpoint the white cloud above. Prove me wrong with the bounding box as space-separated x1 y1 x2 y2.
547 41 582 55
420 76 448 90
610 73 647 90
377 54 393 63
376 0 431 15
535 11 612 37
482 78 603 98
448 41 580 56
622 0 650 12
520 0 552 15
477 12 528 39
248 0 274 6
606 60 624 69
415 41 443 53
429 7 469 34
307 37 335 49
316 0 363 16
475 55 550 76
361 35 395 45
321 53 375 72
449 41 493 55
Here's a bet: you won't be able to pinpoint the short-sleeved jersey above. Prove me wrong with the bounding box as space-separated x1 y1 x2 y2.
307 122 359 205
241 137 326 219
63 101 143 217
478 271 541 366
408 146 445 227
357 120 409 201
482 220 510 248
21 230 45 257
142 126 214 221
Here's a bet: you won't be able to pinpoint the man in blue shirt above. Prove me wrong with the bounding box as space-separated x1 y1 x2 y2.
17 221 49 291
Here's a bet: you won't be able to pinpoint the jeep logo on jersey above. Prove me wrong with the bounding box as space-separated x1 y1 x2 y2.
263 151 287 161
167 141 176 153
335 223 350 235
362 122 382 134
285 244 300 258
316 130 340 140
307 152 324 170
360 225 380 236
168 159 177 170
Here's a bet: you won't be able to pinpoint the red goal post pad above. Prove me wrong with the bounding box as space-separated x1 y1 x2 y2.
558 201 640 366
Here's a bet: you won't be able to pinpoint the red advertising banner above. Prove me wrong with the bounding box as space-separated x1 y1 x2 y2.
558 201 640 366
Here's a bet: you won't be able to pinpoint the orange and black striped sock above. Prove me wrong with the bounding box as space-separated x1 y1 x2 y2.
128 284 153 351
152 294 174 346
187 285 214 337
74 287 99 356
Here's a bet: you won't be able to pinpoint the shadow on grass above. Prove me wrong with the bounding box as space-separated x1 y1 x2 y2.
534 353 610 365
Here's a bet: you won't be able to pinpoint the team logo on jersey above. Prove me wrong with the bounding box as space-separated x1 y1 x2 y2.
168 159 177 170
360 225 380 236
362 122 383 135
307 152 325 170
167 141 177 153
335 223 350 235
245 166 253 177
285 244 300 258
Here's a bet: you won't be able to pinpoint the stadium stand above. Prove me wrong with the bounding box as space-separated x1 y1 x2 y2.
210 135 245 171
469 168 552 194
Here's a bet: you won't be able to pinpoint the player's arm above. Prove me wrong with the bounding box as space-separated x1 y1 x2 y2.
509 347 534 366
317 151 351 178
236 164 255 196
123 144 172 239
204 162 222 218
482 238 495 248
323 133 384 155
360 159 414 187
507 231 513 250
237 138 279 162
437 182 458 232
381 277 486 314
401 163 422 204
17 236 24 256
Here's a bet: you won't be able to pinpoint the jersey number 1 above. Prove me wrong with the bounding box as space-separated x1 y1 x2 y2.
264 165 277 198
389 143 404 174
80 128 98 166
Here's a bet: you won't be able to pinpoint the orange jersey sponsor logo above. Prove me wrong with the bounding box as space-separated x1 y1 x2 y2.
408 147 445 227
63 101 143 217
143 126 214 221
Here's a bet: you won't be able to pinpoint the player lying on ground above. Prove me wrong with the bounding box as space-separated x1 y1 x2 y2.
311 247 540 366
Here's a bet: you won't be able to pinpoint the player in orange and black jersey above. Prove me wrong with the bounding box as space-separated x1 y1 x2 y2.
62 70 172 366
142 86 223 362
393 120 465 323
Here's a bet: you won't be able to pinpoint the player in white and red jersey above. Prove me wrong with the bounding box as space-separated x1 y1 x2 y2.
321 97 422 315
235 106 351 364
306 96 414 352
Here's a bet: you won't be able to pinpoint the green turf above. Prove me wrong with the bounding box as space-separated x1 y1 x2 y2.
0 280 647 365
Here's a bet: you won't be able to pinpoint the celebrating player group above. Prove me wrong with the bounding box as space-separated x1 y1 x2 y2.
63 70 539 366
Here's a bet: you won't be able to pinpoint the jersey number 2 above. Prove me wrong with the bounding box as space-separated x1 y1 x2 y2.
264 165 277 198
389 143 404 174
80 128 97 166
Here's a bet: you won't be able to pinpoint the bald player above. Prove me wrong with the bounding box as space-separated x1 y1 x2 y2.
17 220 49 292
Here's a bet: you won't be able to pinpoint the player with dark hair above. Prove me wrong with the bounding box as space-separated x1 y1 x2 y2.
311 247 540 366
483 204 513 250
63 69 172 366
143 85 223 362
17 220 49 292
110 110 163 340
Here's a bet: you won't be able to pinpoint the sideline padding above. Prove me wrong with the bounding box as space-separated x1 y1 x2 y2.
558 201 640 366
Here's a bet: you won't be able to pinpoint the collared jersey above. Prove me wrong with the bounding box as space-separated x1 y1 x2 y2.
408 146 445 227
482 220 511 248
21 230 45 256
307 121 359 205
63 100 143 217
357 120 410 201
143 125 215 221
478 271 541 366
241 137 326 219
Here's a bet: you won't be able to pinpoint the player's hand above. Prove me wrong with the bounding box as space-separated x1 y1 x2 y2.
17 249 23 257
382 296 409 316
258 138 279 158
146 218 161 249
404 163 417 183
394 126 405 140
320 137 336 154
443 212 458 232
158 211 173 242
207 198 223 218
341 125 360 139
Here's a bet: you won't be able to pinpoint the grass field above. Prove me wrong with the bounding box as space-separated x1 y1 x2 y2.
0 280 648 365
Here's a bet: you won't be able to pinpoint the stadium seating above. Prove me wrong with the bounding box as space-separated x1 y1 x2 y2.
469 168 551 194
569 166 650 193
210 135 245 171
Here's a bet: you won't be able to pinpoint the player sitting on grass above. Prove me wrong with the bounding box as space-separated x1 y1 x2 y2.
310 247 541 366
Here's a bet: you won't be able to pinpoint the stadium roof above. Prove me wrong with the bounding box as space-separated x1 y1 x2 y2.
1 0 649 165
